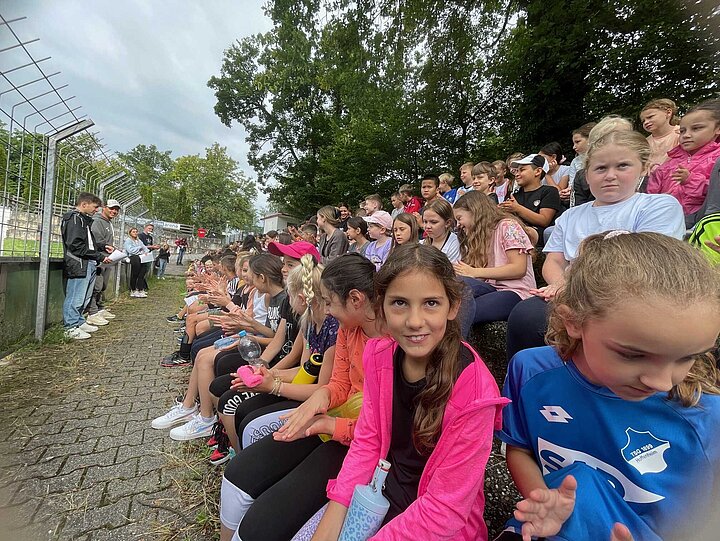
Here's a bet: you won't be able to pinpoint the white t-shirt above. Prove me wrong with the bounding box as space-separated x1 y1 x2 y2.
544 193 685 261
541 164 570 187
425 231 461 263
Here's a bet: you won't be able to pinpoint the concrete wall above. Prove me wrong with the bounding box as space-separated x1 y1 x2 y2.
0 259 125 351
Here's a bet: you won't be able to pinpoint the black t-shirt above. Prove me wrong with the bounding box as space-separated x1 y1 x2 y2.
274 295 299 365
513 185 563 243
383 344 474 523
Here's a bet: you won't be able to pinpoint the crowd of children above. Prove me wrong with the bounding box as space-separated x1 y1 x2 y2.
144 97 720 541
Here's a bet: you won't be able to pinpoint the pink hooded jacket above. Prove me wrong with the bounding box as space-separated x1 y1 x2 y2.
326 337 508 541
647 140 720 215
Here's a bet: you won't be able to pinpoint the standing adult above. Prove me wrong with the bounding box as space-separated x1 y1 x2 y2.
86 199 120 326
61 192 113 340
138 223 159 295
175 237 188 265
157 243 170 279
124 227 150 298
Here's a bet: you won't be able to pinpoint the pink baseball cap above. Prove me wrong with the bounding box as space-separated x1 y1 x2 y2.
363 210 393 230
267 240 320 263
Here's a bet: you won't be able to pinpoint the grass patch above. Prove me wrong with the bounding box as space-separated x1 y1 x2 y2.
1 237 63 257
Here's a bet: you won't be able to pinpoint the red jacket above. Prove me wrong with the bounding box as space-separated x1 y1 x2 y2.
647 141 720 215
327 337 508 540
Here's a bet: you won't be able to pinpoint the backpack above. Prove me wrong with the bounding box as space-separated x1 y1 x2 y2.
688 212 720 264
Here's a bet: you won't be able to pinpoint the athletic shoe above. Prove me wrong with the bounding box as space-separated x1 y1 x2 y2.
151 402 198 430
130 290 140 298
86 314 109 326
160 352 191 368
98 309 116 319
139 291 148 298
173 325 186 334
169 414 218 441
65 327 91 340
209 446 235 466
206 421 226 449
166 315 181 322
78 322 98 333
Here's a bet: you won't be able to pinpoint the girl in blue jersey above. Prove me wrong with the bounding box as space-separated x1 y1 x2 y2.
497 231 720 541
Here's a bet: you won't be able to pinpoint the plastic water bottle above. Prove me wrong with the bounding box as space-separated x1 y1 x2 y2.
237 331 263 367
214 333 240 349
338 459 391 541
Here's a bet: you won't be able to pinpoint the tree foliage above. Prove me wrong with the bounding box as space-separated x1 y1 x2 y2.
118 143 257 234
209 0 714 216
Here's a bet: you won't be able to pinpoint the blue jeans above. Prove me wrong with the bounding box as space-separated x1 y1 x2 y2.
63 260 97 328
176 247 186 265
157 258 168 278
459 276 522 337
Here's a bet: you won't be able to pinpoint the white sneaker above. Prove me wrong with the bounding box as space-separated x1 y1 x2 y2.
86 314 109 326
169 413 218 441
97 309 116 319
78 322 98 333
151 402 198 430
139 291 148 298
65 327 91 340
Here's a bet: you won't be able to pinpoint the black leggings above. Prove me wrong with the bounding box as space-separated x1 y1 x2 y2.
224 435 348 541
128 255 148 291
506 295 551 361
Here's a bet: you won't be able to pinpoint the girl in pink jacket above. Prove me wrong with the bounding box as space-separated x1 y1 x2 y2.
312 243 508 541
647 99 720 225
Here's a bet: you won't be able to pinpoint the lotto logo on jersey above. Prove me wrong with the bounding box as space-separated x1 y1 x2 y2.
539 405 573 423
621 428 670 475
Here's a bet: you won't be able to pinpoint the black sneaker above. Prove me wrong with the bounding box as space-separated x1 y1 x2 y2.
166 315 181 322
160 352 191 368
173 326 186 334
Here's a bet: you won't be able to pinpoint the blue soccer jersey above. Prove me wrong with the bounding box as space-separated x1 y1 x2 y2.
497 346 720 541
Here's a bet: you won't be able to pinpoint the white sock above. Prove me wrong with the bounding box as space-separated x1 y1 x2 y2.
201 415 215 424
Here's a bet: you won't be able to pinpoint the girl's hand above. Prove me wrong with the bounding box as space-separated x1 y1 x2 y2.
559 187 571 201
610 523 634 541
671 166 690 184
514 474 576 541
304 415 336 438
453 261 479 278
529 283 561 301
253 365 276 393
229 372 250 392
218 338 240 352
274 391 330 441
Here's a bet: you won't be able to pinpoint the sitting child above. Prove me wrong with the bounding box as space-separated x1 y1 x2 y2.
648 99 720 227
311 244 507 540
498 154 563 245
497 232 720 541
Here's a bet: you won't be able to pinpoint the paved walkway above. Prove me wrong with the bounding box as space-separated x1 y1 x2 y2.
0 270 204 541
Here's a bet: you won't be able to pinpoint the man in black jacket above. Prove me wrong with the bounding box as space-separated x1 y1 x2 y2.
61 192 113 340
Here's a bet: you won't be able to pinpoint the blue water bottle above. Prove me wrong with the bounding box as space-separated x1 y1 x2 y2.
339 459 391 541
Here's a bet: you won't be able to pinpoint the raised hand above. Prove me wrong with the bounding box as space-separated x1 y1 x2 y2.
514 474 577 541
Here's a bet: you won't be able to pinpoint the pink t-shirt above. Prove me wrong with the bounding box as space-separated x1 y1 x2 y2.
485 219 536 299
647 126 680 173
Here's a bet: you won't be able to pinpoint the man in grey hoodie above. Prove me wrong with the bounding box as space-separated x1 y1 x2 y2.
86 199 121 325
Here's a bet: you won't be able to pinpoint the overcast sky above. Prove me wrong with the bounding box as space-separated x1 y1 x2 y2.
1 0 273 209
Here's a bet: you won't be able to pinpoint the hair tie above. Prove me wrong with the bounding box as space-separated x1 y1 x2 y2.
604 230 631 240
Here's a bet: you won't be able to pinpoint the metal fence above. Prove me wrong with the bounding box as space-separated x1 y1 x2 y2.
0 13 149 339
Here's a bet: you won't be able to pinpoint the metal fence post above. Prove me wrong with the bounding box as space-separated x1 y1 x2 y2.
97 171 126 203
35 118 94 340
114 196 141 297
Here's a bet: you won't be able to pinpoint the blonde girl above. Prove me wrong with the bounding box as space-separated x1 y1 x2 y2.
421 197 460 262
312 244 507 540
211 255 339 461
452 191 536 335
498 232 720 541
640 98 680 173
390 212 419 252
